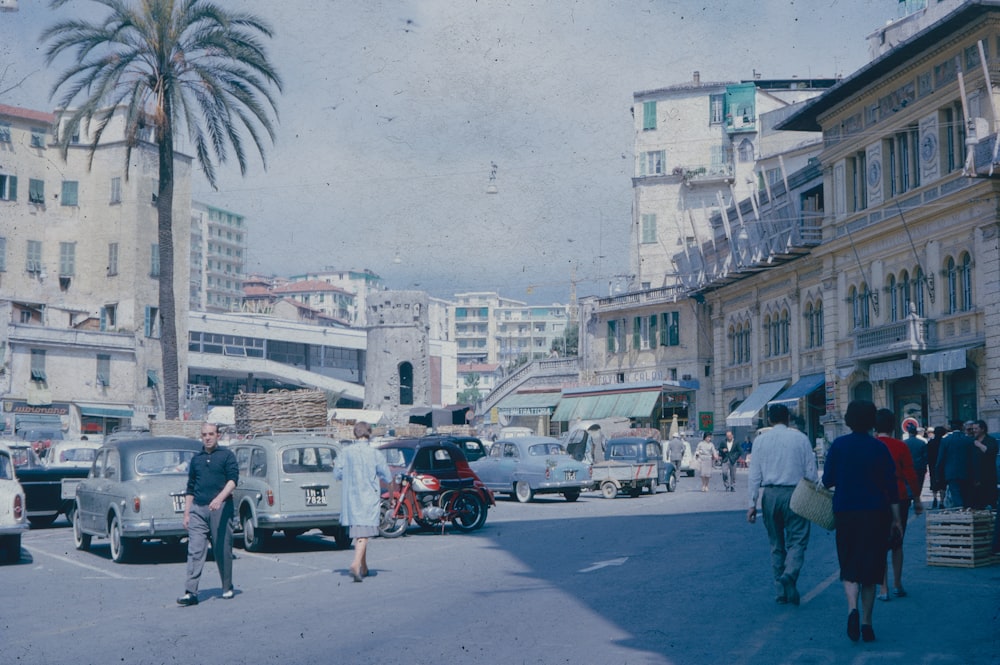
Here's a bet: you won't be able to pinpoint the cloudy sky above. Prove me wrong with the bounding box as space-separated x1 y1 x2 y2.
0 0 898 304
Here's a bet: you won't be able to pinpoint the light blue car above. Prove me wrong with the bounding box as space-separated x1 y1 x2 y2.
470 436 591 503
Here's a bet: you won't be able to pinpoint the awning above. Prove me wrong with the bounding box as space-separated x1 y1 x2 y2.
14 414 62 428
767 374 825 407
725 380 787 427
551 390 660 422
920 348 969 373
77 403 134 419
496 392 561 416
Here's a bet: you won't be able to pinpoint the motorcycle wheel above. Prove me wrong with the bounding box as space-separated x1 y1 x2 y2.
378 498 411 538
450 491 487 532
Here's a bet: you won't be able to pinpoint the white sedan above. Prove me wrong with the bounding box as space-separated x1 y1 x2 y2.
0 443 29 563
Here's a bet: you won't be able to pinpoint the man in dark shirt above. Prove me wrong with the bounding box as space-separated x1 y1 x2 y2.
177 422 239 606
935 422 975 509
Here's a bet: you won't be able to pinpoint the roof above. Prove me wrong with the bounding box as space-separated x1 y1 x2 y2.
779 0 1000 131
104 437 202 454
271 280 351 295
0 103 55 125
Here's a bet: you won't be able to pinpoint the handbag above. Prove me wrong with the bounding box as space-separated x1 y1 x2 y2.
790 478 835 530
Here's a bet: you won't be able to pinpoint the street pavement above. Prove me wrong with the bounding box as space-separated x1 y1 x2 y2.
1 467 998 665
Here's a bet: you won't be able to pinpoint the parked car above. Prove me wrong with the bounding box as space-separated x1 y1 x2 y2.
73 437 202 562
470 436 592 503
18 428 65 458
229 434 350 552
9 442 90 527
600 436 677 495
0 443 29 563
443 436 489 462
44 439 103 469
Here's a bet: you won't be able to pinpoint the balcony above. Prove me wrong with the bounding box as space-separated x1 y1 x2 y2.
597 283 688 312
676 163 734 185
8 323 136 353
851 315 933 361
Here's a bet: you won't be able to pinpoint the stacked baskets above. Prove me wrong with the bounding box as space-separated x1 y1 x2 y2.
232 389 328 435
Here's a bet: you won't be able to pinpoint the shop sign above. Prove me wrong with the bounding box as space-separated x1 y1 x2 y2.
3 400 70 416
698 412 713 432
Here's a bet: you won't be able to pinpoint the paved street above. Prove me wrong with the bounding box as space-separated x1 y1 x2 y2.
2 469 998 665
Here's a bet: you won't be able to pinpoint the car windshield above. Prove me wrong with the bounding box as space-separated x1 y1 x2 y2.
528 443 566 456
0 454 13 480
382 447 414 467
135 450 197 475
280 446 335 473
57 447 98 463
9 446 41 468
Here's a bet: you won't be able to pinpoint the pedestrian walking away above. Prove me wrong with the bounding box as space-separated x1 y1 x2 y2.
666 435 685 477
935 421 976 509
822 400 902 643
746 404 818 606
178 422 239 606
334 421 392 582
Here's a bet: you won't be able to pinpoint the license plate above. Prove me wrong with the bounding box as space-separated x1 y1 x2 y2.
61 478 82 500
305 488 327 506
564 470 577 480
172 495 185 513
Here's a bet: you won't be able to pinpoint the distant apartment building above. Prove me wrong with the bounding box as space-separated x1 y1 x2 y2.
451 292 569 368
289 268 385 325
190 201 247 313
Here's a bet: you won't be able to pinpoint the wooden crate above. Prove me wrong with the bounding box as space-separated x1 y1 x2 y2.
926 509 997 568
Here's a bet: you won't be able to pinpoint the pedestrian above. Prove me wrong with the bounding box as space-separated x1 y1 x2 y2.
666 435 685 477
874 408 924 601
587 424 606 464
746 404 818 606
926 425 948 509
695 432 717 492
178 422 239 606
720 430 740 492
334 421 392 582
901 419 928 502
935 421 976 509
740 434 753 468
969 420 998 510
822 400 902 643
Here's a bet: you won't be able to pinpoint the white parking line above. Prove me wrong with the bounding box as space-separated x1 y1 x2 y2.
27 545 135 579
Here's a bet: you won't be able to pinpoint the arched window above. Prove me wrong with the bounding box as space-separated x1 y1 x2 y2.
780 309 790 354
851 284 871 329
763 314 773 356
398 361 414 405
914 268 926 317
946 256 958 313
728 325 737 365
742 322 751 364
805 302 815 348
900 270 912 317
960 252 972 311
738 138 754 162
815 300 824 346
887 274 898 322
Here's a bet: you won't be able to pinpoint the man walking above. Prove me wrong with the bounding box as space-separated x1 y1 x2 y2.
666 434 686 477
178 422 239 606
720 430 740 492
935 421 975 509
746 404 818 605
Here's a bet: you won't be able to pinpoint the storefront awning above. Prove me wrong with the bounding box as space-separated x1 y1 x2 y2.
14 414 62 428
496 392 561 416
768 374 825 407
77 403 134 419
725 380 787 427
551 390 660 422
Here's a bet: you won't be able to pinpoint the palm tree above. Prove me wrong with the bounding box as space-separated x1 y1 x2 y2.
43 0 282 418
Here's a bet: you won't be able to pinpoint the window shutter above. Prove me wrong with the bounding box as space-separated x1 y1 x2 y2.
9 176 16 200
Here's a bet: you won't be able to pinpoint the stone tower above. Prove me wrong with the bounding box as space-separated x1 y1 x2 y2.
364 291 430 425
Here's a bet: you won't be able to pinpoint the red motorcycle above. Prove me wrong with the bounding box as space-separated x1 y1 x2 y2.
379 472 494 537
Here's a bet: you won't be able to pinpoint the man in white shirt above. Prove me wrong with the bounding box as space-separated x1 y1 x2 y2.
746 404 818 606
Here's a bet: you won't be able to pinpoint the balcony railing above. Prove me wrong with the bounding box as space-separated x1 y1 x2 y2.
597 283 687 311
851 315 933 360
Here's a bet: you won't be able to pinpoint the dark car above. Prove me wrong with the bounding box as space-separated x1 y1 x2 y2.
379 436 492 491
8 443 89 527
603 436 677 493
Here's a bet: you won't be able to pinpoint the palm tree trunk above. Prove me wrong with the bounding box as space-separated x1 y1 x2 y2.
157 116 180 420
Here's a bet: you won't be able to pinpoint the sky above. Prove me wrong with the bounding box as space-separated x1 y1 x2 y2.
0 0 902 305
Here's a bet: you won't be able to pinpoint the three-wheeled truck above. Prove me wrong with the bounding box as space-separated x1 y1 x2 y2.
590 436 677 498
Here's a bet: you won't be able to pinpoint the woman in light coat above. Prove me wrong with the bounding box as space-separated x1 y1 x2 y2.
695 433 718 492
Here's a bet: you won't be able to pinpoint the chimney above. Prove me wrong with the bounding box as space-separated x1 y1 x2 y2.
693 71 700 85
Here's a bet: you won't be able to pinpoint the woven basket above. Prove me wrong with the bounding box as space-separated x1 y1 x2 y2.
232 389 328 434
790 478 835 530
149 420 203 439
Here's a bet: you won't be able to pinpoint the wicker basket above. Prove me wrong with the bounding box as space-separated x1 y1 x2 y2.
789 478 835 530
232 389 328 434
149 419 203 439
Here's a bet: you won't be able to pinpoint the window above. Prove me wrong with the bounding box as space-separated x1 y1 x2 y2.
944 105 964 173
26 240 42 273
660 311 679 346
946 256 958 314
649 314 658 348
28 178 44 204
147 369 159 388
632 316 642 350
640 213 657 244
888 126 920 196
607 320 618 353
900 271 912 317
738 138 754 163
100 304 117 331
848 152 867 212
0 123 10 142
59 242 75 277
914 268 926 317
144 305 160 338
110 177 121 204
639 150 665 176
30 127 46 148
108 243 119 276
30 349 46 382
960 252 972 311
0 174 16 201
150 243 159 277
96 354 111 387
0 237 5 272
887 274 898 322
398 361 413 405
851 284 871 329
60 181 78 206
709 94 725 124
642 101 657 130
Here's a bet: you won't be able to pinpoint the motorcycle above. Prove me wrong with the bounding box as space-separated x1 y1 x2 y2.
378 472 493 538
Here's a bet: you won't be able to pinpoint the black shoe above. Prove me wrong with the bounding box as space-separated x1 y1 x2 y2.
779 574 800 606
847 609 860 642
861 624 875 642
177 592 198 606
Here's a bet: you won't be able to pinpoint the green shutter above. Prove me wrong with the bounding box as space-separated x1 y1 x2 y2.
633 317 641 349
649 315 658 347
643 101 657 130
9 176 16 201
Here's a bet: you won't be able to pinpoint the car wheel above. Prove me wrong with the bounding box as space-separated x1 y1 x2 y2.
242 513 271 552
73 508 91 551
0 534 21 564
28 515 56 529
450 492 487 532
514 481 534 503
601 481 618 499
647 481 657 495
109 515 135 563
666 472 677 493
379 498 410 538
563 489 581 502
